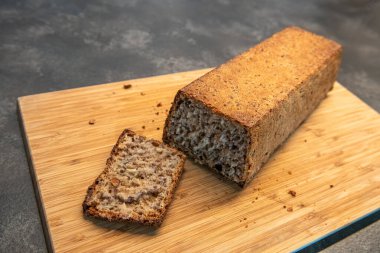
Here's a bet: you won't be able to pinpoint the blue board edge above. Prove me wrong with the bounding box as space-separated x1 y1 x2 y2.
293 208 380 253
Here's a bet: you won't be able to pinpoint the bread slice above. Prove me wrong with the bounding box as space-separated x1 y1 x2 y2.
163 26 342 187
83 129 186 226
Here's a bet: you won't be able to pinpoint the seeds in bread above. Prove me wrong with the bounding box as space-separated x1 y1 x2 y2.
83 129 186 226
163 26 342 187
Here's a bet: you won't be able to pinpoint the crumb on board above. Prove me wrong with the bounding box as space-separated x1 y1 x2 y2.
156 127 160 130
155 112 159 115
88 119 96 125
123 84 132 89
142 126 145 129
287 207 293 212
288 190 297 197
152 120 155 122
304 139 307 142
283 205 286 209
140 92 145 96
157 102 162 107
255 197 258 200
244 217 247 221
245 225 248 228
330 184 334 188
288 171 292 175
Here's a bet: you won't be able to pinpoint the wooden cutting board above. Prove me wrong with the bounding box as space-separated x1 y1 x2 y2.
18 68 380 253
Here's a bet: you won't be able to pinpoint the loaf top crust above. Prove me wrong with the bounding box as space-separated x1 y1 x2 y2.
180 26 342 128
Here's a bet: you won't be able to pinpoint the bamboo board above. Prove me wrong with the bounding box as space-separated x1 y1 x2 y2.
18 68 380 253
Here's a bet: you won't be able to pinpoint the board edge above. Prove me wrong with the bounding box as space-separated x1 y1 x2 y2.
17 68 214 101
17 98 55 253
292 208 380 253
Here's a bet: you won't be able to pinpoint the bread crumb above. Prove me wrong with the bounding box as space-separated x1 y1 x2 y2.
88 119 96 125
111 178 120 187
288 190 297 197
123 84 132 89
157 102 162 107
245 225 248 228
243 217 247 221
288 171 292 175
157 127 160 130
304 139 307 142
330 184 334 188
255 197 258 200
156 112 159 115
152 120 155 123
140 92 146 96
287 207 293 212
142 126 145 129
283 205 286 209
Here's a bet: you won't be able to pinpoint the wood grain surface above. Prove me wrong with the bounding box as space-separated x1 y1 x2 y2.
18 68 380 253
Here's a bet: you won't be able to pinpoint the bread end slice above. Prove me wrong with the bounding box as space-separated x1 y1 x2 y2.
83 129 186 226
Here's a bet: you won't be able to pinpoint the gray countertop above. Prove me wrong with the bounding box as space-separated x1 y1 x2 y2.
0 1 379 252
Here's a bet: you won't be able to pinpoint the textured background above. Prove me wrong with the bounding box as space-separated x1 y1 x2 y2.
0 0 379 252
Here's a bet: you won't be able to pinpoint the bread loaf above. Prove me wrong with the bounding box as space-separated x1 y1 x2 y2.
83 129 186 225
163 26 342 187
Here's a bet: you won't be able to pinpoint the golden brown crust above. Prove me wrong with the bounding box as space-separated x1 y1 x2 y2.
180 26 342 128
83 129 186 226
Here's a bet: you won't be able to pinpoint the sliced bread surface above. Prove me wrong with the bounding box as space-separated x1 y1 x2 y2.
83 129 186 226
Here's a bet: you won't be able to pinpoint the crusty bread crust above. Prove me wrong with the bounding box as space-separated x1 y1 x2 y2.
164 26 342 187
83 129 186 226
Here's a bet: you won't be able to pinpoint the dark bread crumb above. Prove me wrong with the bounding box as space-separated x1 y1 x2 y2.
157 127 160 130
288 190 297 197
156 112 159 115
140 92 146 96
157 102 162 107
88 119 96 125
288 171 292 175
287 207 293 212
142 126 145 129
123 84 132 89
330 184 334 188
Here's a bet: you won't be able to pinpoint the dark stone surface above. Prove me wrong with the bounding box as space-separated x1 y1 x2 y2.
0 0 379 252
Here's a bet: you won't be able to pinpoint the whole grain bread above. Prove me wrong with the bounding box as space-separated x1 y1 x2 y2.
83 129 186 226
163 26 342 187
